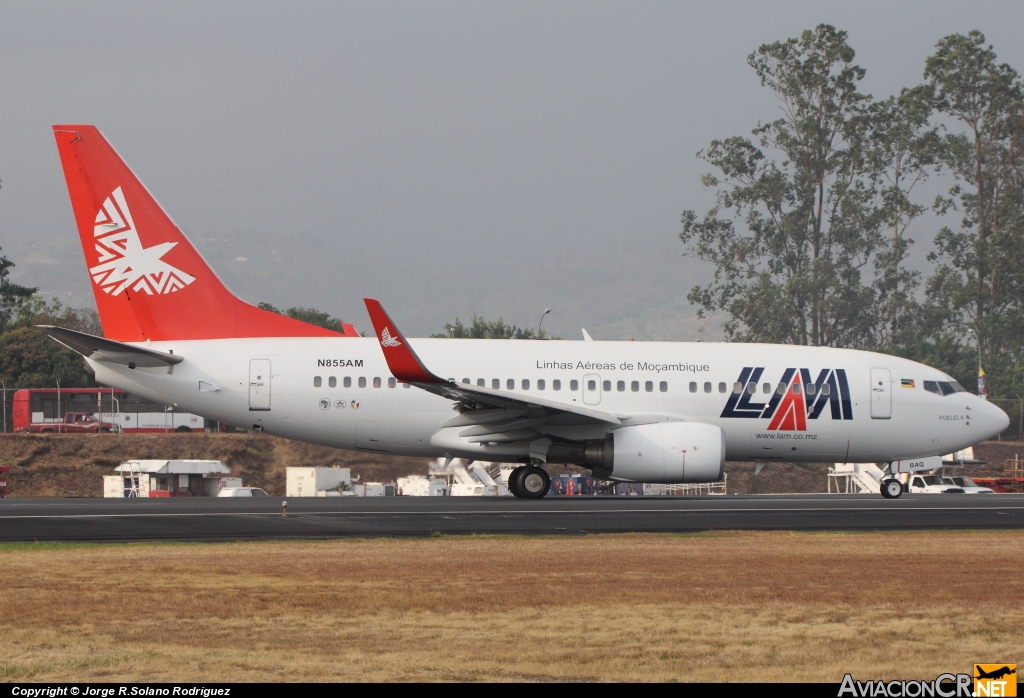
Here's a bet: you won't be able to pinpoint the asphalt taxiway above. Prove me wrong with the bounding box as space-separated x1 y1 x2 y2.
0 494 1021 541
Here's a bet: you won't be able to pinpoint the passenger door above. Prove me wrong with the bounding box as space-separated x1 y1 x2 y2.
249 359 271 411
870 368 891 419
583 374 602 405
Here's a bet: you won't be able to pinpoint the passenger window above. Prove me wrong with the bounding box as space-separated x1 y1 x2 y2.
704 382 712 393
373 377 381 388
507 379 515 390
522 379 530 390
631 381 639 392
388 377 396 388
776 382 785 395
793 383 801 395
689 382 697 392
747 382 756 394
538 379 546 390
763 382 771 394
659 381 668 392
328 376 337 388
805 383 814 395
719 382 727 393
821 384 831 396
462 378 470 384
403 383 411 389
587 380 596 391
733 382 743 394
570 379 579 391
617 381 625 392
646 381 654 392
492 379 500 389
553 380 561 390
313 376 322 387
477 378 485 387
358 377 366 388
603 380 611 391
344 377 352 388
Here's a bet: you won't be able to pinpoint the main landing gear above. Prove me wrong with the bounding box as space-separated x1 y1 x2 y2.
879 462 904 499
508 462 551 499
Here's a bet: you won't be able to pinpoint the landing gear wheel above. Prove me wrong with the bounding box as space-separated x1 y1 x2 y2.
507 466 525 498
518 466 550 499
881 479 903 499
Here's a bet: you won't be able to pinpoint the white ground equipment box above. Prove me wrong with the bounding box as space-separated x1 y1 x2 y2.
286 466 353 497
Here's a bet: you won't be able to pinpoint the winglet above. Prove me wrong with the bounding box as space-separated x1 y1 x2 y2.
363 299 442 383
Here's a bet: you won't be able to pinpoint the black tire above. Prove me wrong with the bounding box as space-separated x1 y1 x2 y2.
507 467 524 497
518 466 550 499
40 429 54 434
175 426 192 433
881 479 903 499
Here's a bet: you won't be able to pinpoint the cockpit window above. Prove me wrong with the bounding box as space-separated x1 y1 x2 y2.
925 379 967 396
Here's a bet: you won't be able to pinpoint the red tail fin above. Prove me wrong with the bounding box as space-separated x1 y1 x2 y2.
52 125 358 341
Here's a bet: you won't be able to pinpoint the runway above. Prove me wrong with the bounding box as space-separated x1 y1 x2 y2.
0 494 1022 541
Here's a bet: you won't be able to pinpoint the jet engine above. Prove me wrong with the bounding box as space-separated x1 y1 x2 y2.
584 422 725 483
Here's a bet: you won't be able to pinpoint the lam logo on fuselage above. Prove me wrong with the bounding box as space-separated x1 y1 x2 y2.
720 367 853 431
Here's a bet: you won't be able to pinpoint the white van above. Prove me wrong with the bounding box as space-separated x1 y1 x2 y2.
942 476 994 494
217 487 270 497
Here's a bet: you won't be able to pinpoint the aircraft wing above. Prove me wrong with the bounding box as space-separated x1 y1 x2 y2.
36 325 183 368
363 300 622 442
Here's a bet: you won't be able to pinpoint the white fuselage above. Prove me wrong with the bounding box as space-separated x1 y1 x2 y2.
87 337 1009 472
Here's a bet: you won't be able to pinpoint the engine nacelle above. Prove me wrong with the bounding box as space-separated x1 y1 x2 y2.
584 422 725 483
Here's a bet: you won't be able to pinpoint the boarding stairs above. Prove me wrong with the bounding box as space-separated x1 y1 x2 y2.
828 463 885 494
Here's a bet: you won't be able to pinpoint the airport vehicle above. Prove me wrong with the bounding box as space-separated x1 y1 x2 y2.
12 387 206 433
26 411 117 433
907 475 964 494
941 476 994 494
217 487 269 497
42 125 1010 499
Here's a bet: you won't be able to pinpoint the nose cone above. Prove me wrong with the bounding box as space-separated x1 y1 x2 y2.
979 399 1010 439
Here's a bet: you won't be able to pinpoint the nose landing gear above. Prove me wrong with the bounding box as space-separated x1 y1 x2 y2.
881 478 904 499
880 462 904 499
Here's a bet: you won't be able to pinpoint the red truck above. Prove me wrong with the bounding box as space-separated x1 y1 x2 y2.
28 412 118 434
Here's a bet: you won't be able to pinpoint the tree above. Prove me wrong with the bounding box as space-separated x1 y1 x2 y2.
680 25 887 347
431 315 545 339
11 296 103 336
258 302 346 332
923 31 1024 398
0 326 95 389
0 246 37 334
865 86 942 351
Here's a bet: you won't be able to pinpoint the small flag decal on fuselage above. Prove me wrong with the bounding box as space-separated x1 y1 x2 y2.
901 379 915 388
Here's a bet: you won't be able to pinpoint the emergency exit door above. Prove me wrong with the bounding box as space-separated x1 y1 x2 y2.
870 367 891 419
249 359 271 411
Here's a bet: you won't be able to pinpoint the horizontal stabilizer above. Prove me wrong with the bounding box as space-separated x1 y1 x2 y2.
37 325 183 368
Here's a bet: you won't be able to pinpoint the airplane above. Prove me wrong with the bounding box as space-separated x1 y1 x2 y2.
42 125 1010 499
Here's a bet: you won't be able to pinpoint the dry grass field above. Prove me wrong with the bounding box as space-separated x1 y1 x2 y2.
1 531 1021 682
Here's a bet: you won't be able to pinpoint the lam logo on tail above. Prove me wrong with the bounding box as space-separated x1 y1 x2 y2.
91 187 195 296
380 327 402 348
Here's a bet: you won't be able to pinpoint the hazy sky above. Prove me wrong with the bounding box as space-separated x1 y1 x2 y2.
3 1 1024 339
